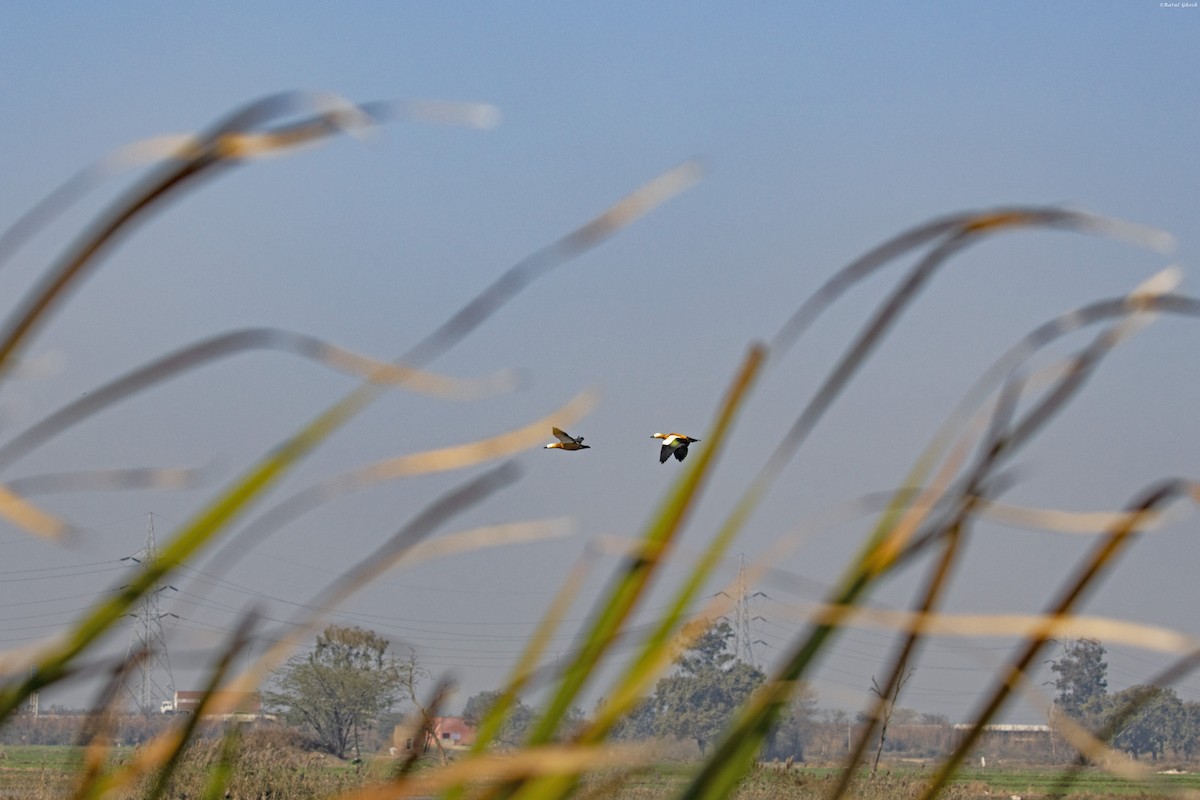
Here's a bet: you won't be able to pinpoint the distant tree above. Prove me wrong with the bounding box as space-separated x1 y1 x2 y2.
887 707 922 725
1179 701 1200 758
860 662 916 777
650 620 765 755
1108 685 1183 761
461 690 535 746
1051 639 1108 722
764 681 819 761
266 625 413 759
813 709 850 759
603 695 656 741
461 690 501 727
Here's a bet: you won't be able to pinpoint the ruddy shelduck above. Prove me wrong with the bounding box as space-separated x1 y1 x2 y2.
651 432 700 463
544 427 590 451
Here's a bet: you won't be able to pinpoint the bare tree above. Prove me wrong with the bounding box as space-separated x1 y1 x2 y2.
869 664 915 776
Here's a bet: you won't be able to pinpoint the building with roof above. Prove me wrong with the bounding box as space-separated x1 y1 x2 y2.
160 691 263 721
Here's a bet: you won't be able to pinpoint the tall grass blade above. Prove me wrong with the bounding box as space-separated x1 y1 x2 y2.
578 346 767 742
831 267 1184 796
469 550 596 756
198 465 528 734
767 603 1200 653
182 388 593 612
494 345 763 800
525 344 764 750
0 327 514 473
0 126 697 723
833 529 964 800
673 210 1173 800
401 158 703 368
0 482 69 539
9 466 203 496
0 97 494 275
769 208 1170 358
920 480 1199 799
348 744 655 800
79 618 256 800
0 92 379 381
0 135 199 273
198 721 243 800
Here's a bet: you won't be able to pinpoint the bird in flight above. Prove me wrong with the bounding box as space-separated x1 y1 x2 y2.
544 427 590 451
651 432 700 463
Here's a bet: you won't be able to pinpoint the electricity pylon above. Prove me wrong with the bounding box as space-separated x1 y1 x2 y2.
719 554 766 668
122 513 177 714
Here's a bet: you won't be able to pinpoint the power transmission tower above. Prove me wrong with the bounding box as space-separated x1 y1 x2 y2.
721 554 766 668
122 513 177 714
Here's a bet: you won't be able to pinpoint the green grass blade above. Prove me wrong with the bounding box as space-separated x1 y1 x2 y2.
581 347 767 741
0 145 698 724
919 481 1194 800
0 327 514 472
0 93 367 382
0 384 366 720
525 344 765 750
497 345 764 800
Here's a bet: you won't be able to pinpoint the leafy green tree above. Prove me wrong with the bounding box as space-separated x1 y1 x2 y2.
266 625 412 759
1108 685 1183 761
462 689 501 727
461 690 536 746
650 620 765 755
1051 639 1108 722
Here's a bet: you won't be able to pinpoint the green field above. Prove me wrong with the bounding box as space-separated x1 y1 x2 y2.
3 746 1200 800
0 743 376 799
946 767 1200 798
618 764 1200 800
0 745 89 799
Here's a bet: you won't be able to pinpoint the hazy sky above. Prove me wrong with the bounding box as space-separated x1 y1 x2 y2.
1 3 1198 725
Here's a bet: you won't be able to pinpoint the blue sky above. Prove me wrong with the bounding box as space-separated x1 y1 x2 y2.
1 3 1198 725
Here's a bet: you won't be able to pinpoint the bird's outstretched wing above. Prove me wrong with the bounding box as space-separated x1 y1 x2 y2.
552 427 576 444
659 444 672 464
674 445 690 462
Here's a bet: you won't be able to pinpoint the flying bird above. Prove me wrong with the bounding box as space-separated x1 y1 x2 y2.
544 427 590 451
651 432 700 463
